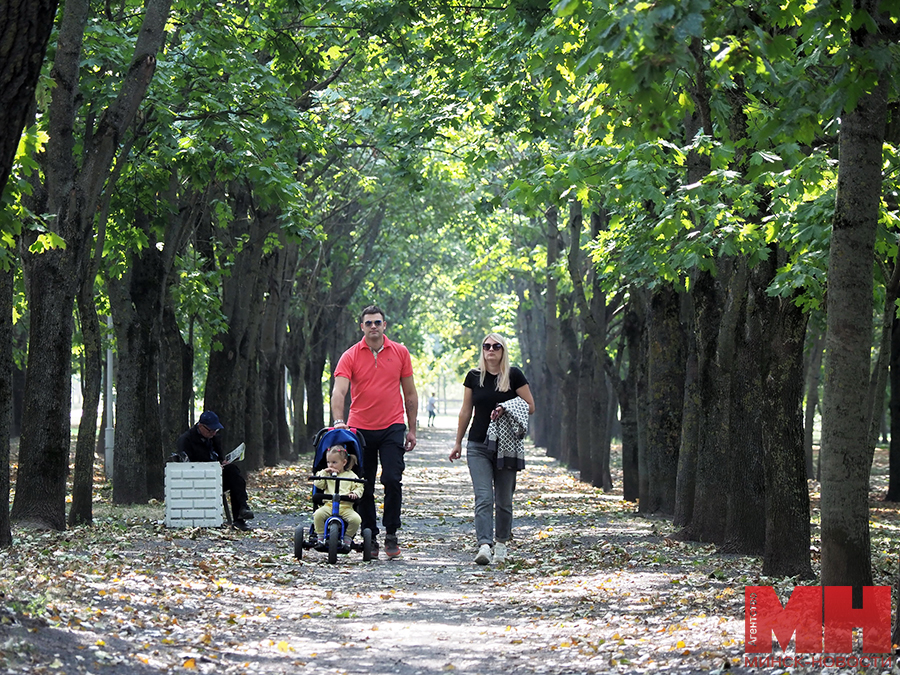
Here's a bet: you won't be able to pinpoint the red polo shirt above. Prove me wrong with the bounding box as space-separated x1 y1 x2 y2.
334 335 414 430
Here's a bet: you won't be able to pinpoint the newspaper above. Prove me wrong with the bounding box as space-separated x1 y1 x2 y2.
222 442 245 465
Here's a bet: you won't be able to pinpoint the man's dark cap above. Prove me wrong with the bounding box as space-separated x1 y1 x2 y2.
199 411 224 430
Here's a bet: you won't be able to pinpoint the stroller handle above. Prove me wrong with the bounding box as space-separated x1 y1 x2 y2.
307 475 366 484
313 493 359 503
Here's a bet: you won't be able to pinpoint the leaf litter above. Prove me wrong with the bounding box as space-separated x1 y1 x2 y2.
0 429 897 674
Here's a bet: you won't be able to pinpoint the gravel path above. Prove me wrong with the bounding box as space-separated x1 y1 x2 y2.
0 424 755 675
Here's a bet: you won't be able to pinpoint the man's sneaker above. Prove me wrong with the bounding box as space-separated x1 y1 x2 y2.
233 519 251 531
474 543 492 565
237 506 255 521
384 534 401 559
493 542 507 564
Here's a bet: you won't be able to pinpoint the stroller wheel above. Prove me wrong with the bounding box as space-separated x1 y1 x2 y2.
362 528 374 562
293 525 304 560
327 520 341 564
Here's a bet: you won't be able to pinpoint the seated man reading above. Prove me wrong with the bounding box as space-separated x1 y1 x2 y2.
176 411 254 530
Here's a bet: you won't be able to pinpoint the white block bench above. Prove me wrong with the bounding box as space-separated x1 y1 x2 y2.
164 462 224 528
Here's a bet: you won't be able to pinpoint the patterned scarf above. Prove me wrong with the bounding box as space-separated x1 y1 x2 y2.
486 396 530 470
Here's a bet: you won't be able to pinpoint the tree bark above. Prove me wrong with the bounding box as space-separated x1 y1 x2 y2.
566 205 613 489
259 240 298 466
866 255 900 463
107 211 167 504
597 369 614 490
304 333 328 435
0 267 13 546
886 312 900 501
803 327 824 480
517 274 548 448
203 184 270 464
623 294 649 507
542 207 564 457
674 339 699 528
69 270 103 525
678 260 740 544
0 0 58 191
286 317 308 455
558 295 579 468
761 276 813 578
722 262 765 555
574 340 593 478
820 64 887 588
608 345 639 502
159 296 190 453
645 285 685 515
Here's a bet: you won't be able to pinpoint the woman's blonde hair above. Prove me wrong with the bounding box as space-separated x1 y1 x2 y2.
327 444 357 471
478 333 511 392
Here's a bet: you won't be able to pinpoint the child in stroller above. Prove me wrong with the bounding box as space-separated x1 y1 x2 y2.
294 427 375 563
312 444 361 548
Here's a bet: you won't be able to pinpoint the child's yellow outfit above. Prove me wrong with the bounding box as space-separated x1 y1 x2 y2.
313 469 362 538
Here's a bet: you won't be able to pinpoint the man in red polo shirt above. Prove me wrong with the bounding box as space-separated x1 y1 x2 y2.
331 305 418 559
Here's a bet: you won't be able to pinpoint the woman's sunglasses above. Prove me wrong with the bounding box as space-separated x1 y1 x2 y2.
482 343 503 351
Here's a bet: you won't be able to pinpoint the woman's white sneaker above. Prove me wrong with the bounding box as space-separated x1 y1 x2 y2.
493 542 507 563
474 544 492 565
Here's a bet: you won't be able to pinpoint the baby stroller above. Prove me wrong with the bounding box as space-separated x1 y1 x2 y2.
293 427 375 563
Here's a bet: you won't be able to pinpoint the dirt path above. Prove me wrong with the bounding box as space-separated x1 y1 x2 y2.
0 425 758 674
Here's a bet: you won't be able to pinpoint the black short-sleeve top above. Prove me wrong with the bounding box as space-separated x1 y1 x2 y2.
464 366 529 443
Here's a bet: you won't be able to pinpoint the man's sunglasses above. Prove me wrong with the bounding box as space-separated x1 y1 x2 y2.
482 343 503 351
364 320 383 327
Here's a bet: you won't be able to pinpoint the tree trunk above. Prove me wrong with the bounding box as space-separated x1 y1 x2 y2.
558 297 579 468
645 285 685 515
11 355 24 439
12 249 76 529
679 260 741 544
623 295 649 507
159 296 190 453
803 327 824 480
286 318 308 455
0 0 58 191
543 207 564 458
761 276 813 578
0 267 13 546
595 362 613 491
517 275 548 448
259 241 297 466
246 354 264 473
886 312 900 501
674 342 699 528
866 258 899 462
722 263 765 555
574 341 593 478
69 272 103 525
107 229 166 504
618 358 639 502
304 338 327 435
203 187 270 462
567 205 613 489
820 69 887 588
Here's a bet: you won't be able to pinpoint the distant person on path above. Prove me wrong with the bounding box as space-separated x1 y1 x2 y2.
449 333 534 565
427 393 438 427
176 411 255 531
331 305 419 559
312 444 363 550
